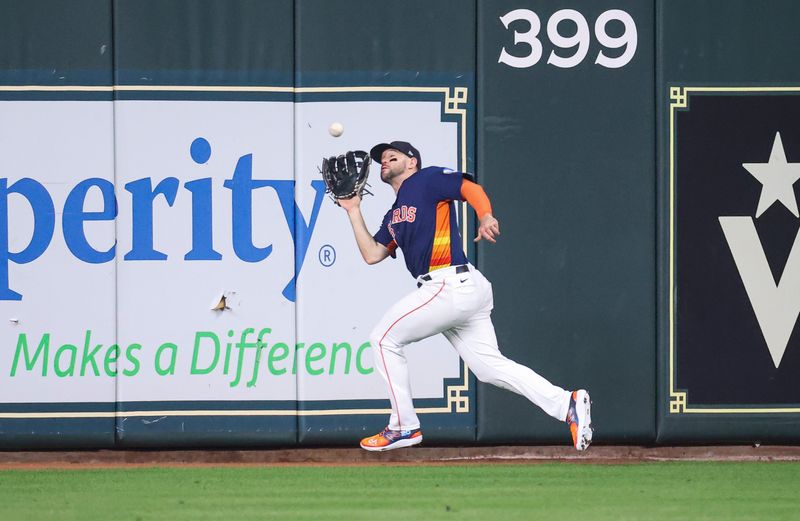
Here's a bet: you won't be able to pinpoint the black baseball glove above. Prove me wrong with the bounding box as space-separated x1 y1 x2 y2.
320 150 372 205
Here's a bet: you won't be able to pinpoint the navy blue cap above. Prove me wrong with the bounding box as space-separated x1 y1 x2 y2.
369 141 422 168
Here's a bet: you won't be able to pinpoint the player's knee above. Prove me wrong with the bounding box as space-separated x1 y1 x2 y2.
471 367 505 388
471 367 493 384
368 328 382 349
368 330 388 353
369 328 399 354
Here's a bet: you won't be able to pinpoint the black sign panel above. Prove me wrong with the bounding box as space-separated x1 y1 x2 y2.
675 91 800 406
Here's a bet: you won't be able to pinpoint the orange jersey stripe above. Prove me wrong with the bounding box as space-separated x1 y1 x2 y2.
429 202 452 271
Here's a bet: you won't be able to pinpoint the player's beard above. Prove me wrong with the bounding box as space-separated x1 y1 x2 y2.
380 166 400 183
380 160 407 184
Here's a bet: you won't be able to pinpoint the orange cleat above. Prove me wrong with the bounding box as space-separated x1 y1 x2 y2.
566 389 593 451
360 427 423 451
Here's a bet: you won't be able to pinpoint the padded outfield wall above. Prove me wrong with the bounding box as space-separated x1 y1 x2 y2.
0 0 797 448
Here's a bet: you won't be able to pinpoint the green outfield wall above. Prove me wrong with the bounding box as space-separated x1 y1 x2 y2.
0 0 798 448
477 0 655 444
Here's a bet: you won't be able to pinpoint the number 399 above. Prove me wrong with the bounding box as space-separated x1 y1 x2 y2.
499 9 637 69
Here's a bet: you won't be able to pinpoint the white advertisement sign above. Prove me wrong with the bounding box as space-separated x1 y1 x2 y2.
0 89 469 413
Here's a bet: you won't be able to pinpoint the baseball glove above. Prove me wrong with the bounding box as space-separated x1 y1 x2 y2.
320 150 372 205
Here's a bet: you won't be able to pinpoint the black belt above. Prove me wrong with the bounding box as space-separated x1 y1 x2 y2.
417 265 469 287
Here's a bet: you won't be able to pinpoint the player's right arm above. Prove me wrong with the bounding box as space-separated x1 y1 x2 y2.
338 196 391 265
461 180 500 243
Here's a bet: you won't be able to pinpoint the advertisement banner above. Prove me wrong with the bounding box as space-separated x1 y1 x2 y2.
0 87 474 438
669 87 800 414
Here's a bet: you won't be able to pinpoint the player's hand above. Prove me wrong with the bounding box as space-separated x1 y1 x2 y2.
338 195 362 213
475 214 500 243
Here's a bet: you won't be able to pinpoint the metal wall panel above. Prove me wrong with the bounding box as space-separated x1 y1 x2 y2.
477 0 656 444
0 0 116 449
657 0 800 443
293 0 477 447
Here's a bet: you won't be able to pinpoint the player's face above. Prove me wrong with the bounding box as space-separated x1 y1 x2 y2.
380 149 409 182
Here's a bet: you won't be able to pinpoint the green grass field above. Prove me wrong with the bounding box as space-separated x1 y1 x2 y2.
1 462 798 520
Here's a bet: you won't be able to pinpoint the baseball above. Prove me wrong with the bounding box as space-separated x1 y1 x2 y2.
328 122 344 137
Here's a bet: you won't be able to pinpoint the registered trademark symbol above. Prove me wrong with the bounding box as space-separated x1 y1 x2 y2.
319 244 336 267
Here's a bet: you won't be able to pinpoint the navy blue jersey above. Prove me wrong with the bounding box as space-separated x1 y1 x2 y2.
373 166 469 278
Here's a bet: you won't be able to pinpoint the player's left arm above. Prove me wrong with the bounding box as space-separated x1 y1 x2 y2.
461 179 500 243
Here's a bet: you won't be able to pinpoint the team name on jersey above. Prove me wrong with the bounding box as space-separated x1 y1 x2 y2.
391 205 417 224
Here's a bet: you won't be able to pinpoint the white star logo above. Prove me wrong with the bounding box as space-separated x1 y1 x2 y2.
742 132 800 218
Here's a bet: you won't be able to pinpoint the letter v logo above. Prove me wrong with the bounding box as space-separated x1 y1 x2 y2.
721 132 800 368
720 217 800 368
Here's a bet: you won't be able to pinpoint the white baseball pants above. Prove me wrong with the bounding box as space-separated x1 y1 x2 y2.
369 264 572 431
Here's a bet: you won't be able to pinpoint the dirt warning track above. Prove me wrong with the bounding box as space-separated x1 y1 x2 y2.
1 445 799 470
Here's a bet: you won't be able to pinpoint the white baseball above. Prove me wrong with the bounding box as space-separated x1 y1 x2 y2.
328 122 344 137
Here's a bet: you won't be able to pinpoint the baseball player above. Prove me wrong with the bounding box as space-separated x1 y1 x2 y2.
336 141 592 451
